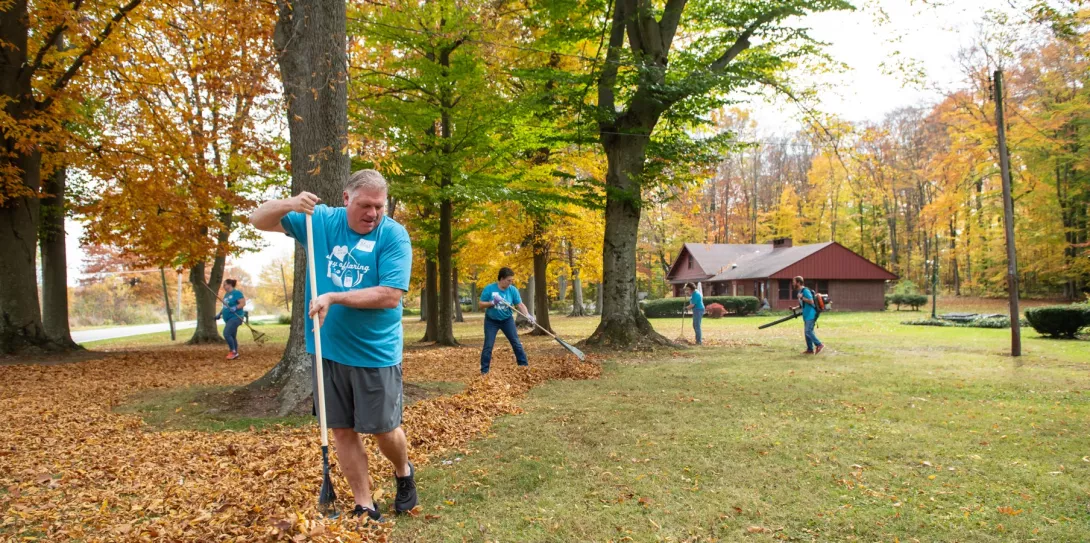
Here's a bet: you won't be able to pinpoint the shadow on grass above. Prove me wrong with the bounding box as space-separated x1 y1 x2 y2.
115 380 466 432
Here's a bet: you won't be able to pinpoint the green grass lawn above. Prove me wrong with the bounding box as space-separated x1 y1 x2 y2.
393 308 1089 542
78 299 1089 541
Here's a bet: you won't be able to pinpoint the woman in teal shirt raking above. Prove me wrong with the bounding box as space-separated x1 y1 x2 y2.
685 282 705 345
219 279 246 360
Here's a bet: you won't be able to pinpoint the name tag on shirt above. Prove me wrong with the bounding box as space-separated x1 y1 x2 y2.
355 239 376 253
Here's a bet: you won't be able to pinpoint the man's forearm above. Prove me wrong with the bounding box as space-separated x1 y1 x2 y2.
249 198 293 231
328 287 403 310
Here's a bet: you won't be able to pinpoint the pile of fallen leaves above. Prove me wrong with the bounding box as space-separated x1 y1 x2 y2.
0 339 599 541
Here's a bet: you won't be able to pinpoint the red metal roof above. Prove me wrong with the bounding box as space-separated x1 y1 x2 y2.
667 241 897 282
772 242 898 280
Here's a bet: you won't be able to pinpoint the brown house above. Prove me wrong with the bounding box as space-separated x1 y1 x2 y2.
666 238 898 311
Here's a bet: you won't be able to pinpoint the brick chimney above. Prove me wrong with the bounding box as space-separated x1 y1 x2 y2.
772 237 793 249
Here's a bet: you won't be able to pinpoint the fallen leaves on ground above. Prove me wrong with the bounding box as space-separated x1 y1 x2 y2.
0 339 599 541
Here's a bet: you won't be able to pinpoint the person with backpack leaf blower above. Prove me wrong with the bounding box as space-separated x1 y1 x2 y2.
793 275 825 354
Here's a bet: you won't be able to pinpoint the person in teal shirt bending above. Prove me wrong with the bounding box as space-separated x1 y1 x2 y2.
478 267 533 374
219 279 246 360
685 283 705 345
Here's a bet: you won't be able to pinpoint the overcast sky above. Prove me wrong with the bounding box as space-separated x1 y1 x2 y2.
64 0 1014 287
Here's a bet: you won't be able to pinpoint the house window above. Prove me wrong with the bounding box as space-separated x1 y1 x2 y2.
687 258 692 270
805 280 829 293
778 280 791 300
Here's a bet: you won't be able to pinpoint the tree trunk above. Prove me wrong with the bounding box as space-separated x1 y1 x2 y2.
586 136 670 348
453 266 464 323
422 257 439 341
531 232 554 336
594 282 603 316
567 242 587 317
420 287 427 321
251 246 311 415
525 275 535 315
569 271 586 317
39 166 78 348
468 277 477 313
187 261 225 344
436 197 457 345
558 273 567 303
247 0 349 414
0 160 49 354
0 1 53 354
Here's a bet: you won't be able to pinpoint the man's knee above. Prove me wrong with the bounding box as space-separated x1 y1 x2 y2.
374 426 403 441
332 427 360 443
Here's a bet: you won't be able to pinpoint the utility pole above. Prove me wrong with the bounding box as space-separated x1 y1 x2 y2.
931 233 939 320
994 69 1021 358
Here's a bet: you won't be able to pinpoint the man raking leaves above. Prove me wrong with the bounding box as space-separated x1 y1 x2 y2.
250 170 416 521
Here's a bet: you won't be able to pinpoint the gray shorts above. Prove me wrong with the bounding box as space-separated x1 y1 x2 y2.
313 357 403 435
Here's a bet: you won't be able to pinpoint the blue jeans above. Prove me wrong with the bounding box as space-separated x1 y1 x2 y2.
692 310 704 345
481 316 528 373
804 318 822 351
224 317 242 352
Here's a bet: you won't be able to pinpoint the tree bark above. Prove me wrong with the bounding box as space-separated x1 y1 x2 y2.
247 0 349 414
531 230 554 335
0 1 49 353
568 242 586 317
586 136 670 348
467 276 477 313
422 257 439 341
39 166 78 348
453 266 464 323
187 260 225 344
419 287 427 321
594 282 603 316
436 197 457 344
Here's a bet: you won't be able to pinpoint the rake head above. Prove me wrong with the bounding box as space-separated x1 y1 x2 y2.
318 446 338 517
250 328 268 345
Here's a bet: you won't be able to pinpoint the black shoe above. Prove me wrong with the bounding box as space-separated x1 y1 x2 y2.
394 463 418 514
351 504 383 523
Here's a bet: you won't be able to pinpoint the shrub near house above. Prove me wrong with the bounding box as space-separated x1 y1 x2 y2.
643 296 759 318
1025 305 1090 338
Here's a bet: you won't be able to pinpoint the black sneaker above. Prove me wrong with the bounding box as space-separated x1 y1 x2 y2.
351 504 383 523
394 463 418 514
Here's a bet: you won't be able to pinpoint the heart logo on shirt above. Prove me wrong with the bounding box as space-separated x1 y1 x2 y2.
331 245 349 261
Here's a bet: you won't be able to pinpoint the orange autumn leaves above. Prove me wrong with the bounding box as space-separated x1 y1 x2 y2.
0 342 599 541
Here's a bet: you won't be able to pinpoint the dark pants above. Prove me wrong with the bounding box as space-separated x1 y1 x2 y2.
224 317 242 352
481 316 528 374
692 310 704 345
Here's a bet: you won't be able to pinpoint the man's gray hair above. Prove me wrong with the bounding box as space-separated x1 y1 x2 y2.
344 169 388 195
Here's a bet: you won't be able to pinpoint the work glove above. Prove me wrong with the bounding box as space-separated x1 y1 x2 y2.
527 314 536 326
491 292 504 307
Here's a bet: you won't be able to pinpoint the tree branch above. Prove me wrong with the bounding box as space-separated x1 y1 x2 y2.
24 0 85 79
39 0 144 111
597 0 627 127
707 9 786 73
658 0 687 54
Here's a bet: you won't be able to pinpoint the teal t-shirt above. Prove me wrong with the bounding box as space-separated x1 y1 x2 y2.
281 205 412 368
480 282 522 321
800 287 818 321
221 289 245 321
690 290 705 312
